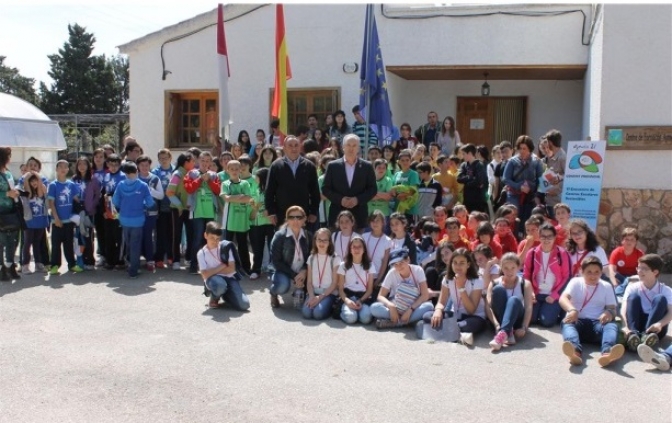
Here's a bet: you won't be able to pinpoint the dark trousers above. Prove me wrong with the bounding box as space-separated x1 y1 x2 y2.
103 218 123 266
94 202 105 258
75 226 95 266
226 230 251 274
50 223 75 268
142 214 158 263
627 293 669 338
22 228 45 265
191 217 213 272
249 224 274 274
154 211 173 263
171 209 193 263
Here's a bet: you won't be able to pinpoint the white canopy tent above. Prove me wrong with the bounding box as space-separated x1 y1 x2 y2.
0 93 66 180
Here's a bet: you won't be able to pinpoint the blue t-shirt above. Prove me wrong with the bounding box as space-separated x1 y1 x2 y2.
151 165 173 212
47 180 80 222
103 171 125 195
93 169 106 187
26 195 49 229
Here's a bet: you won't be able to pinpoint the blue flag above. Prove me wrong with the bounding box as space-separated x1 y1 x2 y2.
359 4 394 146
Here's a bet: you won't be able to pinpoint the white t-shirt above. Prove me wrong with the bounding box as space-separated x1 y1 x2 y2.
478 264 501 279
338 262 376 293
494 276 525 302
536 251 557 295
362 232 391 276
308 253 340 295
389 236 406 252
565 277 616 320
381 264 426 299
570 246 608 275
332 232 352 261
623 280 672 315
197 246 235 278
441 277 486 319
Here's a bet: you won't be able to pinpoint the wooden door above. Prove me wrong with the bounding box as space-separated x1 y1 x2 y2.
456 97 495 151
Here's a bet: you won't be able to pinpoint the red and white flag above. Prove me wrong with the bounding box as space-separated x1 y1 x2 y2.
217 3 231 140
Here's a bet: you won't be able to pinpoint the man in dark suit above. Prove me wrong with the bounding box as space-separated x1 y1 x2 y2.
265 136 320 228
322 134 377 230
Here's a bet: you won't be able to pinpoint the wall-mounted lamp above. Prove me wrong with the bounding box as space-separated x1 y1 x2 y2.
481 72 490 96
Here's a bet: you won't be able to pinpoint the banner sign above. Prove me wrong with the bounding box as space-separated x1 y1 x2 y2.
560 140 607 230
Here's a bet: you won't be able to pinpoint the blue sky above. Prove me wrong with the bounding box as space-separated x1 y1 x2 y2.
0 2 218 87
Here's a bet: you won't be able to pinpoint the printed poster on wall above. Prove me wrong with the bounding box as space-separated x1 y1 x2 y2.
560 140 607 230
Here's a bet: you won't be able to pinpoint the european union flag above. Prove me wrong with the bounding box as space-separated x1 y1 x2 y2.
359 4 394 146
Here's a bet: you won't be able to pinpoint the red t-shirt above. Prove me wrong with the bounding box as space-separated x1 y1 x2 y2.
495 232 519 255
555 224 568 248
470 239 503 259
609 246 644 276
442 235 471 251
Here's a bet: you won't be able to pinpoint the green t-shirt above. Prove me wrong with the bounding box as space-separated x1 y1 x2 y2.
393 169 420 215
250 188 271 227
221 179 251 232
242 175 258 197
318 174 330 224
217 171 230 184
368 175 392 216
0 170 15 213
193 176 217 219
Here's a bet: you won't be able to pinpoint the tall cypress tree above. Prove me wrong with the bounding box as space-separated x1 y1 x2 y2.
39 23 116 115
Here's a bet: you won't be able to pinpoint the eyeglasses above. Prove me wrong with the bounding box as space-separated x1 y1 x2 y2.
636 266 650 272
540 234 555 240
287 215 305 220
570 231 585 236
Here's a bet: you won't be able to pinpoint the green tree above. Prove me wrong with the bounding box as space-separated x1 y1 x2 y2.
0 56 38 105
39 23 117 115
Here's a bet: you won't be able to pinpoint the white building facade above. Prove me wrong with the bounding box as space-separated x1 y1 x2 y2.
119 3 672 261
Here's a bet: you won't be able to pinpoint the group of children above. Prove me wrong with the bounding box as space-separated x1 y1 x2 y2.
8 136 672 373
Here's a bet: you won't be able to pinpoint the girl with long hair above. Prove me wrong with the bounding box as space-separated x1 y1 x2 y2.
303 228 340 320
72 156 99 269
337 236 375 325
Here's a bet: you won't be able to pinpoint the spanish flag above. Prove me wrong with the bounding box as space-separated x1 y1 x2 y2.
272 4 292 134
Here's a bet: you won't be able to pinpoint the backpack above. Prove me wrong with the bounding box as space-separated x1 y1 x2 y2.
202 240 244 297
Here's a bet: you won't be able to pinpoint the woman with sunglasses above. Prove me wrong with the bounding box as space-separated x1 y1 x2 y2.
523 223 572 327
269 206 312 308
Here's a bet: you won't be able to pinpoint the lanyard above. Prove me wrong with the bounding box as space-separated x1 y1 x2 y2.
453 278 468 311
640 282 662 305
572 250 590 276
580 283 600 312
316 254 329 289
538 249 554 284
503 276 519 298
351 264 368 289
367 234 383 262
338 233 350 258
294 234 303 262
399 268 418 288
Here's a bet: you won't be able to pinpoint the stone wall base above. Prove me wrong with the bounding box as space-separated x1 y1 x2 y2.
599 188 672 273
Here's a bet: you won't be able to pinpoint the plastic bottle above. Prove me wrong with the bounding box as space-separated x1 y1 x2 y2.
293 288 305 309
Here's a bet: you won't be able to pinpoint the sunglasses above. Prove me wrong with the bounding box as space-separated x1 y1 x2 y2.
287 215 305 220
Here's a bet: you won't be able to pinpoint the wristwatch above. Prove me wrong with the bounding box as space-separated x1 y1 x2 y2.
458 287 467 294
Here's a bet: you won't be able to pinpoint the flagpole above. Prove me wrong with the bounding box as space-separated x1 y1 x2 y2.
364 4 373 158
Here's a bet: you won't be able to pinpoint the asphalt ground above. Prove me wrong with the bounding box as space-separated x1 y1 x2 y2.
1 267 671 423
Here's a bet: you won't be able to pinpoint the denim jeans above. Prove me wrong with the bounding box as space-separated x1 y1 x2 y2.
626 293 668 338
205 275 251 311
562 318 619 354
341 300 372 325
613 273 629 297
270 271 293 296
370 301 434 324
490 285 524 332
302 294 335 320
0 229 19 265
531 294 562 328
123 226 143 277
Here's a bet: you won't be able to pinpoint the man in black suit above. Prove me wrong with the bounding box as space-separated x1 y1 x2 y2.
265 136 320 228
322 134 377 230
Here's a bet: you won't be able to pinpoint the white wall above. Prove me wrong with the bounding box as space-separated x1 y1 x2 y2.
396 79 584 143
122 3 594 156
594 5 672 189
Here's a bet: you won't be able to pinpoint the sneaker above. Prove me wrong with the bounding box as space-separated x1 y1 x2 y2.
21 264 32 274
8 264 20 279
84 265 95 271
172 262 181 270
637 344 671 371
460 332 474 347
598 344 625 367
642 333 659 349
156 261 165 269
489 330 508 351
375 319 402 330
147 262 156 273
129 274 138 279
189 267 199 275
70 265 84 273
49 265 60 275
626 331 641 352
562 341 583 366
35 263 48 273
249 272 260 280
270 294 280 308
95 257 106 267
506 332 516 346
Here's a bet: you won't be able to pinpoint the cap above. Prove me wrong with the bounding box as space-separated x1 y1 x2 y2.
388 248 409 265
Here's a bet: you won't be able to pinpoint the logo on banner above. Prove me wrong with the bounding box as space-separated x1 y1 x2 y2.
568 151 603 173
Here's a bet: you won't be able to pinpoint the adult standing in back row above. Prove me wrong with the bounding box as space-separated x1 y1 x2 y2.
322 134 377 230
265 135 321 229
502 136 544 234
414 111 440 149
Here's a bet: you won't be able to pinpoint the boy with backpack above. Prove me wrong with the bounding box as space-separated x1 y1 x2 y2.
198 221 251 311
